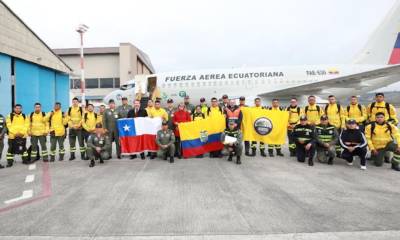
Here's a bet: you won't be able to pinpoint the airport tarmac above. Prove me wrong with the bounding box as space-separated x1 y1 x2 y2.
0 148 399 240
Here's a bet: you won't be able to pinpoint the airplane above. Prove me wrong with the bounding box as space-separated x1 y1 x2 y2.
104 0 400 106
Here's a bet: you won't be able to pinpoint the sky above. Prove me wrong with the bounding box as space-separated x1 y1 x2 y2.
3 0 398 74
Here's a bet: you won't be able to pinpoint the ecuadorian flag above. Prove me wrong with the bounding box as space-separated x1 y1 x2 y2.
241 107 289 144
178 115 226 158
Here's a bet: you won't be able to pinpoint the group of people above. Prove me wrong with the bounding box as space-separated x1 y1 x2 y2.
0 92 399 171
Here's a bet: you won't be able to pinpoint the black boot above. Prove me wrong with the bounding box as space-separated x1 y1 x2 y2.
392 163 400 171
81 152 87 160
50 156 55 162
170 156 174 163
260 149 266 157
236 156 241 165
0 164 4 169
268 149 274 157
6 160 13 168
89 159 95 167
277 149 284 157
245 151 251 156
250 149 256 157
228 154 233 161
69 153 76 161
130 155 137 160
336 151 342 158
384 156 391 163
163 155 168 161
59 155 64 161
289 150 296 157
328 157 333 165
100 158 104 164
308 158 314 166
140 153 145 160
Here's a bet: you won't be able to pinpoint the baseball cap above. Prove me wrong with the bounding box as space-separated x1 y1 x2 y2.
162 120 168 126
95 123 103 128
347 119 357 125
122 97 128 100
320 115 328 120
167 98 173 103
108 99 115 104
222 94 228 99
200 97 206 102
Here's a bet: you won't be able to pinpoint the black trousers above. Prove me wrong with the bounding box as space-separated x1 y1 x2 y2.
295 142 315 162
342 147 367 166
175 136 181 157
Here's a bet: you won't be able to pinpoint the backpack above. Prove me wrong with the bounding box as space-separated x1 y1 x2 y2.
325 103 341 114
305 105 321 114
347 104 363 117
49 111 68 128
207 106 223 115
370 102 391 117
30 112 46 123
68 106 83 116
286 106 300 115
268 106 283 110
370 122 392 136
10 113 26 123
84 112 98 122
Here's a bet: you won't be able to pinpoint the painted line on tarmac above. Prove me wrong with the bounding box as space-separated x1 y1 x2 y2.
25 174 35 183
0 162 52 213
28 163 36 170
4 190 33 204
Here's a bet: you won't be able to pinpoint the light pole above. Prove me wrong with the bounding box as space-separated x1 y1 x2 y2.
76 24 89 106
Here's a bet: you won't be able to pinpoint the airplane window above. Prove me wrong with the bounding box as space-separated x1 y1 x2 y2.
213 82 216 86
173 83 177 87
197 82 200 87
185 82 189 87
255 79 258 85
261 79 265 84
202 82 206 86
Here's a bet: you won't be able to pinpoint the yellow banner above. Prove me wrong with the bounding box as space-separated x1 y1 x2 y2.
241 107 289 144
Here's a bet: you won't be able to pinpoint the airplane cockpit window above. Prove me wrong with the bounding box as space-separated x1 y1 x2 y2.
120 83 135 90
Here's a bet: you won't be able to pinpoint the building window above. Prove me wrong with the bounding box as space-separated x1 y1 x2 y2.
100 78 114 88
114 78 120 88
70 79 81 89
86 78 99 89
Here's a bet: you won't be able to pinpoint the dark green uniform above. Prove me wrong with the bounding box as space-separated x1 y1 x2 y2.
315 124 338 163
165 107 176 130
86 132 111 161
116 104 133 119
221 128 243 164
156 129 175 160
103 108 120 158
0 114 6 167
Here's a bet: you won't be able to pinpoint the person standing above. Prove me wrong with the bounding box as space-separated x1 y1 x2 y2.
116 97 132 119
220 94 229 111
149 100 168 120
340 119 368 170
238 96 250 156
86 123 111 168
165 99 176 130
286 97 302 157
173 103 191 158
346 96 367 132
29 103 49 162
293 116 316 166
324 95 346 157
304 95 324 126
224 99 243 129
6 104 30 167
82 104 99 144
0 113 6 168
67 97 85 160
367 92 398 125
146 99 155 116
156 121 175 163
48 102 68 162
208 97 225 158
250 98 266 157
267 99 285 157
102 99 121 159
184 96 195 114
315 115 338 165
192 105 206 121
199 97 209 117
97 104 106 126
127 99 148 160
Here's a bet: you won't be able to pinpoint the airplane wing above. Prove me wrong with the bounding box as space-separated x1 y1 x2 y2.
259 64 400 98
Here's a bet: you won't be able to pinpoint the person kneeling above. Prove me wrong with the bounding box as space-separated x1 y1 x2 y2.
293 116 316 166
221 121 243 164
315 115 338 165
340 119 368 170
86 123 111 167
156 121 175 163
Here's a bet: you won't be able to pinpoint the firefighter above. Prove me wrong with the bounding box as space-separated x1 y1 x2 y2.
127 99 148 160
116 97 132 119
324 95 346 157
173 103 191 158
339 119 368 170
315 115 338 165
48 102 68 162
250 98 266 157
346 96 367 132
103 99 121 159
82 103 100 145
239 96 248 108
293 115 316 166
146 99 155 116
67 97 85 160
208 97 225 158
199 97 209 117
287 97 302 157
29 103 49 162
97 104 106 125
367 92 398 125
149 100 168 120
156 120 175 163
365 112 400 171
87 123 111 168
184 96 195 114
192 105 206 121
6 104 30 167
267 99 285 157
0 113 6 168
304 95 324 126
224 99 243 129
221 121 243 164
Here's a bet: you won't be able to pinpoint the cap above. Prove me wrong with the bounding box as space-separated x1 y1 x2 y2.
300 115 307 121
108 99 115 104
167 98 173 103
320 115 328 120
200 97 206 102
122 97 128 100
239 96 245 101
222 94 228 99
347 119 357 125
375 112 385 117
95 123 103 128
162 120 169 126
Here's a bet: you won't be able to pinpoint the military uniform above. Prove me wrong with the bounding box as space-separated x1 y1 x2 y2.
221 128 243 164
116 104 133 119
48 110 67 161
184 103 195 114
0 114 6 168
102 108 120 158
86 132 111 167
29 112 49 161
67 106 85 159
6 113 30 166
287 105 302 156
165 107 176 130
292 123 316 166
315 124 338 164
156 128 175 162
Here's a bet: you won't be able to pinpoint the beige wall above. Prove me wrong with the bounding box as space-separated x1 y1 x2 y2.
62 54 119 78
0 2 70 73
119 42 139 84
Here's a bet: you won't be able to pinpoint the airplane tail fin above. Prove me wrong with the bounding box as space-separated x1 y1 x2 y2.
353 0 400 65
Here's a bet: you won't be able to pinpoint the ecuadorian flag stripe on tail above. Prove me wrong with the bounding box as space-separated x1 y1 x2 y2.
389 33 400 64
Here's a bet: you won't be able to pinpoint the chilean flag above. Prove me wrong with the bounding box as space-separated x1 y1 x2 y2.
118 117 162 154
